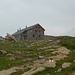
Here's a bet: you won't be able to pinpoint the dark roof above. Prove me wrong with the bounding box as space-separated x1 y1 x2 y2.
0 36 3 38
12 24 45 35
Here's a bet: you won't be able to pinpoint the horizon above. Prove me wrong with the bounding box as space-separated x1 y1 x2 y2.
0 0 75 37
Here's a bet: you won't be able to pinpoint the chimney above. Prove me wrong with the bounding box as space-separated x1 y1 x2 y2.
26 26 27 28
17 28 21 32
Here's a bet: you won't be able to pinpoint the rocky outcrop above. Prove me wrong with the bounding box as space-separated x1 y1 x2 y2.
62 62 72 68
5 33 17 42
0 50 7 55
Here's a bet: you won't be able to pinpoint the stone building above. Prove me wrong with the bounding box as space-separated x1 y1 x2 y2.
12 24 45 41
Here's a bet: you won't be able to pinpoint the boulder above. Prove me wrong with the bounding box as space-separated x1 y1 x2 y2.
73 60 75 62
5 33 17 42
62 62 72 68
0 50 7 55
38 56 45 59
9 57 15 60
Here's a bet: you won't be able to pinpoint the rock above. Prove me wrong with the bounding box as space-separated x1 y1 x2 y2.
22 67 45 75
22 58 33 62
16 51 21 54
0 67 17 75
62 62 72 68
57 68 62 72
27 46 31 48
5 33 17 42
7 53 13 56
9 57 15 60
43 61 56 68
57 47 70 55
73 60 75 62
38 56 45 59
0 50 7 55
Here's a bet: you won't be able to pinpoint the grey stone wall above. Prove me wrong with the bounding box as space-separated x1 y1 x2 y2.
14 25 45 41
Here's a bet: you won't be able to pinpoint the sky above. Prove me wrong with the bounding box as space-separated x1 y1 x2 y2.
0 0 75 37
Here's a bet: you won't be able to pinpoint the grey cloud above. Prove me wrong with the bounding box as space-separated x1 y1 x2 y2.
0 0 75 37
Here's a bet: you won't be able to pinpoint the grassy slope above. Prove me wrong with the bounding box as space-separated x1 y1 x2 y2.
0 38 75 75
33 37 75 75
0 40 56 75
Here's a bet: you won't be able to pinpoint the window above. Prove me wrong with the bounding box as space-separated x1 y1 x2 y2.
39 30 40 32
35 30 37 33
39 35 41 37
24 35 27 39
23 31 27 34
33 34 35 38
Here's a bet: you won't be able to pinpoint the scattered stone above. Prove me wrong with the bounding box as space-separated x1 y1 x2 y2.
5 33 17 42
62 62 72 68
7 53 13 56
0 67 17 75
43 61 56 68
0 50 7 55
22 67 45 75
27 46 31 48
73 60 75 62
22 58 33 62
56 40 61 43
58 47 70 55
52 47 70 55
57 68 62 72
9 57 15 60
16 51 21 54
38 56 45 59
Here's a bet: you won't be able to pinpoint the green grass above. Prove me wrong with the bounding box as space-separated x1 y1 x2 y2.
0 40 55 71
0 39 75 75
33 51 75 75
60 38 75 50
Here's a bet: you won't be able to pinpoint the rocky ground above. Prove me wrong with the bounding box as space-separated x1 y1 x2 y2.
0 40 75 75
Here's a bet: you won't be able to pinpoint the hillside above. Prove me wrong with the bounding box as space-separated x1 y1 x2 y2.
44 35 73 41
0 39 75 75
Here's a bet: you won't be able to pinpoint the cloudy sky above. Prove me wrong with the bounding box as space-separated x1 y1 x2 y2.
0 0 75 37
